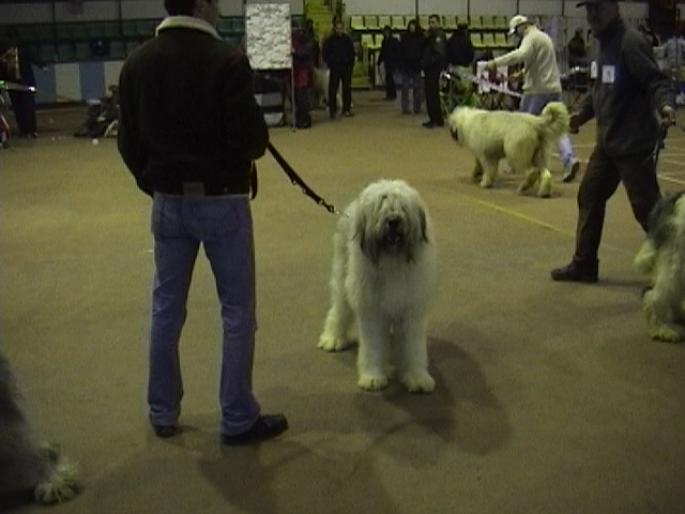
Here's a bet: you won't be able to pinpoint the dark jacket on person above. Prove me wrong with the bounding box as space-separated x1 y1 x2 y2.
117 18 268 196
421 28 447 72
400 30 425 73
576 17 674 157
378 35 401 68
322 32 355 71
446 28 474 67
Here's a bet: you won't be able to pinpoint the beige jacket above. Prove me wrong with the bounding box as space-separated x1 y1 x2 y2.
492 26 561 94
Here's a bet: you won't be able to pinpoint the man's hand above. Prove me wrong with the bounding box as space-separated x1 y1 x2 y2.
569 113 582 134
660 105 676 129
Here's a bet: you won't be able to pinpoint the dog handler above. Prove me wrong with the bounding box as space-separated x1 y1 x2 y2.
486 15 582 183
117 0 288 444
551 0 675 283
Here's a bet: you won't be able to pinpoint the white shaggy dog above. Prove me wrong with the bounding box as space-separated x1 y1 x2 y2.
447 102 570 198
0 351 80 508
634 192 685 343
318 180 437 393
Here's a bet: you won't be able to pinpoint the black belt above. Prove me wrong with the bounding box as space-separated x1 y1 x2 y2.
154 182 242 197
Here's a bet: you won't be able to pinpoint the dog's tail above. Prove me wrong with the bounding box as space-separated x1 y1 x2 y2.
634 239 657 275
540 102 570 140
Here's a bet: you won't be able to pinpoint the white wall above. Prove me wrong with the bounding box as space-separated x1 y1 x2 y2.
470 0 515 16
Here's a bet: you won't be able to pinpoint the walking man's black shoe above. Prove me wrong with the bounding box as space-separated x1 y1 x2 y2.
221 414 289 445
550 259 599 283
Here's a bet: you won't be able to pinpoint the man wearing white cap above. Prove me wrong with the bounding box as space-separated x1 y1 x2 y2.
486 14 581 183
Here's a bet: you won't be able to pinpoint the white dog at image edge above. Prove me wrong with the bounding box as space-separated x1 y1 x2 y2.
634 192 685 343
448 102 570 198
318 179 437 393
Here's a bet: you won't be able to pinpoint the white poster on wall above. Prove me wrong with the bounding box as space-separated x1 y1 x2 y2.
245 3 291 70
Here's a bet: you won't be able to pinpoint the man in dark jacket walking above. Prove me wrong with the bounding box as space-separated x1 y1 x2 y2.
422 14 447 128
322 19 355 118
551 0 676 283
117 0 288 444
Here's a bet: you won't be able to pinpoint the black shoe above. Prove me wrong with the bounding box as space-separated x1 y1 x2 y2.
343 111 354 117
152 424 180 438
435 121 444 127
329 112 336 120
422 121 436 128
221 414 288 446
550 259 598 283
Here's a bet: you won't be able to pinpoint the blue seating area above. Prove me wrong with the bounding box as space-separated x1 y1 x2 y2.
0 17 249 63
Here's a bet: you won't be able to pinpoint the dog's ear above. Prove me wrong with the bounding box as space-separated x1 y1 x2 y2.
354 210 379 265
419 207 429 243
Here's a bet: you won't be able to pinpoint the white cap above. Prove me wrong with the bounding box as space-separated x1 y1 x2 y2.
508 14 529 36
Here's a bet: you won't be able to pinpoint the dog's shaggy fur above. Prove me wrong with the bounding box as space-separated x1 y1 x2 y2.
448 102 570 197
318 179 437 393
634 192 685 343
0 351 80 509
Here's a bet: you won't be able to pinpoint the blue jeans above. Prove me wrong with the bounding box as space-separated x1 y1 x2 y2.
148 193 260 436
401 70 424 114
520 92 576 168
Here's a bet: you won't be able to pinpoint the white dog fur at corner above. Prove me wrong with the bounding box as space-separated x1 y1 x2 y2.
634 192 685 343
0 351 80 508
318 179 437 393
447 102 570 198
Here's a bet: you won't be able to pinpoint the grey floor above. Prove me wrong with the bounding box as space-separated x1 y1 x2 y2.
2 93 685 514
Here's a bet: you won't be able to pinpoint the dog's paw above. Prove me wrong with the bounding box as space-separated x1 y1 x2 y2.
357 374 389 391
400 372 436 394
317 333 352 352
480 176 493 189
538 170 552 198
650 325 685 343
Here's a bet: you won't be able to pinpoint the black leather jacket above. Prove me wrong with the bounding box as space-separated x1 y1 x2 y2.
118 22 268 196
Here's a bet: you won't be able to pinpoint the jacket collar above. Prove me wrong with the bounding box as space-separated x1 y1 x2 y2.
596 16 624 42
156 16 220 40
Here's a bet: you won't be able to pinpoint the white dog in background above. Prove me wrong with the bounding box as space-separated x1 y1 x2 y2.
318 180 437 393
634 192 685 343
447 102 570 198
0 351 80 508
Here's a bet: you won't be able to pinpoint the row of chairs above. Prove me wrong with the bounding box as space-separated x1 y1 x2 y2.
350 14 509 31
359 31 513 50
2 17 247 44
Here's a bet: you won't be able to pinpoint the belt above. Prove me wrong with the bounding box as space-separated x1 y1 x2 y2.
154 182 241 197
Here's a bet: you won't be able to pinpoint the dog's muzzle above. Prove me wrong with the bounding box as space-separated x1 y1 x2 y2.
381 217 405 248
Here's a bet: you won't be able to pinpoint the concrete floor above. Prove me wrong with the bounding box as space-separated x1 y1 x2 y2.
1 93 685 514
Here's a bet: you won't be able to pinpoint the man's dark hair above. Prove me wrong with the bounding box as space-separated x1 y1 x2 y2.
164 0 196 16
429 14 440 22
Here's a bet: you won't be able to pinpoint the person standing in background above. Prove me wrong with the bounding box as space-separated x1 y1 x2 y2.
421 14 447 128
322 19 355 118
377 25 401 100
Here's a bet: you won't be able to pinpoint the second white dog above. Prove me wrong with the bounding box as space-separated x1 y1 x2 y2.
634 192 685 343
448 102 570 198
318 180 437 393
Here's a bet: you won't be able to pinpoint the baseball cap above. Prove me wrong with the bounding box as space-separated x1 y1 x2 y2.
508 14 529 36
576 0 618 7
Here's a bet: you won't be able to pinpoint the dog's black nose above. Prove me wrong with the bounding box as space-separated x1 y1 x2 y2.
387 216 401 229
